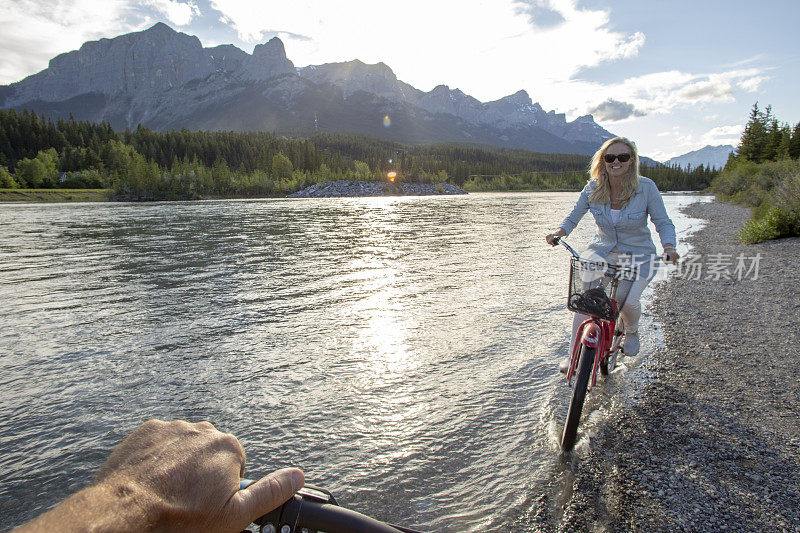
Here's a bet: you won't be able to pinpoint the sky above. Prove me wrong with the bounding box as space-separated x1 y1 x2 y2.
1 0 798 161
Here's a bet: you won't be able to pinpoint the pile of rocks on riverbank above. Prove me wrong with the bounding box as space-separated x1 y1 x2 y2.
526 200 800 532
286 180 467 198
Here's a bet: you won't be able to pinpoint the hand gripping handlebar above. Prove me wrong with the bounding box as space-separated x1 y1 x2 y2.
240 480 423 533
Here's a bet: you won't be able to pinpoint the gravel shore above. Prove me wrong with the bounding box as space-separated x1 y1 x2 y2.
286 180 467 197
555 200 800 532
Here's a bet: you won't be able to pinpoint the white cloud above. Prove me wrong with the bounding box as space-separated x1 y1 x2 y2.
539 67 768 124
587 98 645 121
676 81 734 104
0 0 138 84
143 0 199 26
702 124 744 145
613 31 646 60
207 0 646 101
721 55 766 69
512 0 566 29
738 76 767 92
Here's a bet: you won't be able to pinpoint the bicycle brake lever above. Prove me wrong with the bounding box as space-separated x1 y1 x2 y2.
241 479 339 531
240 479 337 505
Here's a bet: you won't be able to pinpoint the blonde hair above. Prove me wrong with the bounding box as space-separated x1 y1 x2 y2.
588 137 640 204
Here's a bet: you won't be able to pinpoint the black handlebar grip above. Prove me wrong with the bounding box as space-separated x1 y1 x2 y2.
294 499 408 532
245 481 423 533
254 495 409 533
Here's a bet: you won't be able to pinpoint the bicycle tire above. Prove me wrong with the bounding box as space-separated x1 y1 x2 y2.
561 344 595 451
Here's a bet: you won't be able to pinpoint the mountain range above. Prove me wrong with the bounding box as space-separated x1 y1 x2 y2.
666 145 734 170
0 23 617 156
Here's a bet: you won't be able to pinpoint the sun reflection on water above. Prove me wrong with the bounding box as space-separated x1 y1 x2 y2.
342 199 430 461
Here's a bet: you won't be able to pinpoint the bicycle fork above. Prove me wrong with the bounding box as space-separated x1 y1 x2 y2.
566 320 607 391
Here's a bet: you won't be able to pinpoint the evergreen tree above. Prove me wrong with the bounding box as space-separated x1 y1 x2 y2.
776 124 792 160
738 103 768 163
788 122 800 160
763 118 783 161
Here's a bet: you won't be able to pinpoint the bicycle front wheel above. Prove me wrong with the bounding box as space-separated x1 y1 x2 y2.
561 344 596 451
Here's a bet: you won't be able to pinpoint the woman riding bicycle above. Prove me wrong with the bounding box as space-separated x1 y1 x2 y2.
546 137 679 370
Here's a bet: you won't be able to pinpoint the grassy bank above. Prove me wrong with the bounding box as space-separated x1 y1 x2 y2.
0 189 112 203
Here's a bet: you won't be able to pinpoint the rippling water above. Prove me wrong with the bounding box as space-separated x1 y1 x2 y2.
0 192 704 530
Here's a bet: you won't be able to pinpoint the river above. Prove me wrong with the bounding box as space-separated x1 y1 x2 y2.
0 192 706 530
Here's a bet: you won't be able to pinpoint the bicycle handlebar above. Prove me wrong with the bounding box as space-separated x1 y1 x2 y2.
241 479 423 533
551 236 578 258
552 237 666 266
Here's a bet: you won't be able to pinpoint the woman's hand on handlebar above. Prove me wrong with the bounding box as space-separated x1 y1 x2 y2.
16 419 305 533
663 245 680 264
546 228 566 246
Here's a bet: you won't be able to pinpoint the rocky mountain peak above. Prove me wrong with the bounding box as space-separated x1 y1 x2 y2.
480 89 541 128
559 114 615 145
141 21 177 37
243 37 295 80
252 37 287 59
502 89 532 105
339 60 397 81
5 22 211 107
206 44 248 74
667 144 734 169
297 59 402 98
413 84 482 120
121 22 201 53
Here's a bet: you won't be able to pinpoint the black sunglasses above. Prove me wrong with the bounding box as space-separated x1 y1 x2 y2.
604 153 631 163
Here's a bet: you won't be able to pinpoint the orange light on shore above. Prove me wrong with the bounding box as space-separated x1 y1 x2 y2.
387 171 397 182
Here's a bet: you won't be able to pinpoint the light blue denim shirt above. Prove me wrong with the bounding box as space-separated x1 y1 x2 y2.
558 177 677 259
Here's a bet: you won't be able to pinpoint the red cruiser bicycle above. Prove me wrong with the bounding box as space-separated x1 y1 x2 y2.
553 237 642 451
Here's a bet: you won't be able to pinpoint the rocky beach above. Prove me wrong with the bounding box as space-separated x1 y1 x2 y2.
286 180 467 198
548 200 800 531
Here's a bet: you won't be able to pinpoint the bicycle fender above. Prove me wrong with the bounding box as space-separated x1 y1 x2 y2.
580 322 602 348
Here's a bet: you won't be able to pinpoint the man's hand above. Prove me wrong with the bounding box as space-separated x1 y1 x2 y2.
16 420 304 532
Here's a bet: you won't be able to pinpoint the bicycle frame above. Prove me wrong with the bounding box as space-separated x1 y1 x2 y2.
556 238 626 390
565 311 621 391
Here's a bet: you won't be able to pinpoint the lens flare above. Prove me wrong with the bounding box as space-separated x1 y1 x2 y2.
387 171 397 182
383 115 391 128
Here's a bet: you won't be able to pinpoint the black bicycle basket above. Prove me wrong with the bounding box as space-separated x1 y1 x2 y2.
566 256 636 320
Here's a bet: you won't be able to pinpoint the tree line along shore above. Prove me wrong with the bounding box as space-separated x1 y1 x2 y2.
1 108 712 201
